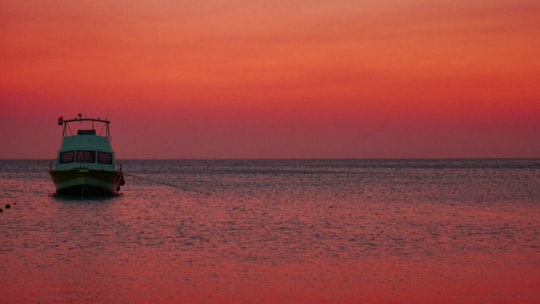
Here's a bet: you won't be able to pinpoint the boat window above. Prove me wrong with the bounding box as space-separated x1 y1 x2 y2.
76 150 95 163
78 130 96 135
97 152 113 164
59 151 74 164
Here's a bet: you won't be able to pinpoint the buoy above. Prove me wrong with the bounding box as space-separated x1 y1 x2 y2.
5 204 10 209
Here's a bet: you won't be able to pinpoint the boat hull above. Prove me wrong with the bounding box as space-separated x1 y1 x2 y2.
49 169 122 195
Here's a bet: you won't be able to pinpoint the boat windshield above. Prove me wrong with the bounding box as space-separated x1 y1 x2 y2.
60 151 75 163
76 151 96 163
97 152 113 164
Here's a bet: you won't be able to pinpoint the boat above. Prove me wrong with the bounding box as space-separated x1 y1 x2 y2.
49 114 125 196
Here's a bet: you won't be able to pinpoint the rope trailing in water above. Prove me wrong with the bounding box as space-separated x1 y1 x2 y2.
123 173 210 195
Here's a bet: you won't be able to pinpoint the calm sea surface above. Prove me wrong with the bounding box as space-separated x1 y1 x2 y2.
1 159 539 303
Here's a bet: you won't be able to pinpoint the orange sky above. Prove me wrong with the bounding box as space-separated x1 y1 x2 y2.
1 0 539 158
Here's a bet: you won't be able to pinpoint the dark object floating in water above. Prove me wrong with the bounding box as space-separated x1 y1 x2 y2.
0 208 3 213
5 204 10 209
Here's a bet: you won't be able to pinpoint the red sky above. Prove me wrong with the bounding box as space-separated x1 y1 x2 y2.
1 0 539 159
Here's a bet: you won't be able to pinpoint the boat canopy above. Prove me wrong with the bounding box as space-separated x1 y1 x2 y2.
58 115 112 137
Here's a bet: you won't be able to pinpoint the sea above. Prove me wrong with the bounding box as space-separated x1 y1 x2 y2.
1 159 539 304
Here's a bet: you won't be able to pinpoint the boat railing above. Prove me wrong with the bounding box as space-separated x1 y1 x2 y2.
49 159 57 170
58 116 111 137
116 161 123 173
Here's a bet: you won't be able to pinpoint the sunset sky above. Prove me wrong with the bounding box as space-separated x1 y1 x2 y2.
1 0 539 159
